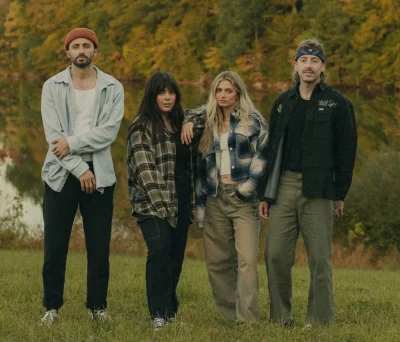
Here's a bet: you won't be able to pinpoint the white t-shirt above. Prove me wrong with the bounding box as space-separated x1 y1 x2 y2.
220 132 231 175
73 84 97 161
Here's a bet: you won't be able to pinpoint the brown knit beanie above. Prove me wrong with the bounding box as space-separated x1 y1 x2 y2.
64 28 98 50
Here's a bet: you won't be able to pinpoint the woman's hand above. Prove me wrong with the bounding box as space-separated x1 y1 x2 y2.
181 122 194 145
229 191 241 200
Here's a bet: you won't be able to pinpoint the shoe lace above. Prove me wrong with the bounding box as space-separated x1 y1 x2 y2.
152 318 166 328
42 309 58 324
93 309 110 321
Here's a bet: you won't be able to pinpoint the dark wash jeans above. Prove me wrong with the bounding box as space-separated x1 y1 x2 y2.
138 174 191 319
42 170 115 310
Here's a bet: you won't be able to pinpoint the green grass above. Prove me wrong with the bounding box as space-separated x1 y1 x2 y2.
0 250 399 341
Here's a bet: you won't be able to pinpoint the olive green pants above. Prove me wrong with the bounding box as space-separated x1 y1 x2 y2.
265 171 334 325
203 183 260 323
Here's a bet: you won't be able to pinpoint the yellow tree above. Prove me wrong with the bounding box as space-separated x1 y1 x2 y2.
263 0 300 82
351 0 400 88
1 0 28 72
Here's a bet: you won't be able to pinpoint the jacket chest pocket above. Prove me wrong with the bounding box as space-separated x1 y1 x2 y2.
235 125 254 157
313 107 333 138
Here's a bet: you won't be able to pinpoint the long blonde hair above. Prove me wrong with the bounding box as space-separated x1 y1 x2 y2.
199 71 258 154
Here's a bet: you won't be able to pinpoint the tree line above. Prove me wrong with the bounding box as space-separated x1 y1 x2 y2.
0 0 399 88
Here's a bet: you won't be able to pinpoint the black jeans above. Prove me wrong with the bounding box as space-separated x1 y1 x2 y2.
138 174 191 319
42 172 115 310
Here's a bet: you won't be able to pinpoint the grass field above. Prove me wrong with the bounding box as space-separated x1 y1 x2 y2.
0 250 399 341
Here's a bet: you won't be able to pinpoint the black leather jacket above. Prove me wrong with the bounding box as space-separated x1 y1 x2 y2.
258 83 357 202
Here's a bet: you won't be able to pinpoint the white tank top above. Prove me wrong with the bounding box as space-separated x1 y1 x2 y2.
73 84 97 161
220 132 231 175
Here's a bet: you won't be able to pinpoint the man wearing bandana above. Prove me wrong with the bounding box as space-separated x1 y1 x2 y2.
258 39 357 328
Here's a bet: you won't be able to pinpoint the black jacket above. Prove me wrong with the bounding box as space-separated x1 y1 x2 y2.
258 83 357 202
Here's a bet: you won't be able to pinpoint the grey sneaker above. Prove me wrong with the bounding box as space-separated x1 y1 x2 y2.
41 309 58 325
90 309 112 322
152 317 167 330
282 319 296 328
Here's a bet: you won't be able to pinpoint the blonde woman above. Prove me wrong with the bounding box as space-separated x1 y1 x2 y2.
181 71 268 323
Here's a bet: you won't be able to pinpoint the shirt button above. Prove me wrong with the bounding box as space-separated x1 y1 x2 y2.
232 166 235 169
229 147 232 150
230 130 233 133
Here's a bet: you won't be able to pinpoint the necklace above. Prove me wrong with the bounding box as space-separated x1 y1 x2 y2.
75 78 96 91
70 68 98 90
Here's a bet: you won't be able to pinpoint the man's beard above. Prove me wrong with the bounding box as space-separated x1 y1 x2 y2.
72 55 93 68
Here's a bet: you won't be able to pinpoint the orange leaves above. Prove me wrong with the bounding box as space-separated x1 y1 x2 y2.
0 0 398 88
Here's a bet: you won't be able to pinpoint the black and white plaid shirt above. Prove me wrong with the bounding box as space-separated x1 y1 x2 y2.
127 121 195 228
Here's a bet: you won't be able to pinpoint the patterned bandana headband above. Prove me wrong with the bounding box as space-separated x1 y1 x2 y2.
295 48 326 63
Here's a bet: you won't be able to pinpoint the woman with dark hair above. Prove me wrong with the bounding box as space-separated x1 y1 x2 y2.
127 72 193 329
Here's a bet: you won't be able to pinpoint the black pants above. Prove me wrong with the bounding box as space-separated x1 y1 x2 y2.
42 173 115 310
138 175 191 319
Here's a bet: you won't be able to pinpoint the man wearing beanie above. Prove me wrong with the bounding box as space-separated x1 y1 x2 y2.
258 39 357 328
40 27 124 324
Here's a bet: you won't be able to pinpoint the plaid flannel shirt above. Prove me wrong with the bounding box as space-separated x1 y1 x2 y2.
127 120 195 228
184 105 269 227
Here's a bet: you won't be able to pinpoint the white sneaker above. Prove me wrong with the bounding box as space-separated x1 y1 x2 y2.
90 309 112 322
152 317 167 330
41 309 58 325
303 323 313 330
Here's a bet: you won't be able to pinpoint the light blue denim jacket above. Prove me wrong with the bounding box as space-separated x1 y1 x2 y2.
41 66 124 193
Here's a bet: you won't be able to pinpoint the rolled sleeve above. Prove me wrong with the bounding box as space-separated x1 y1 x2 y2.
41 80 89 178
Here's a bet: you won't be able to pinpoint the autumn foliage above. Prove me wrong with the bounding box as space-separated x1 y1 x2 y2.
0 0 399 88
